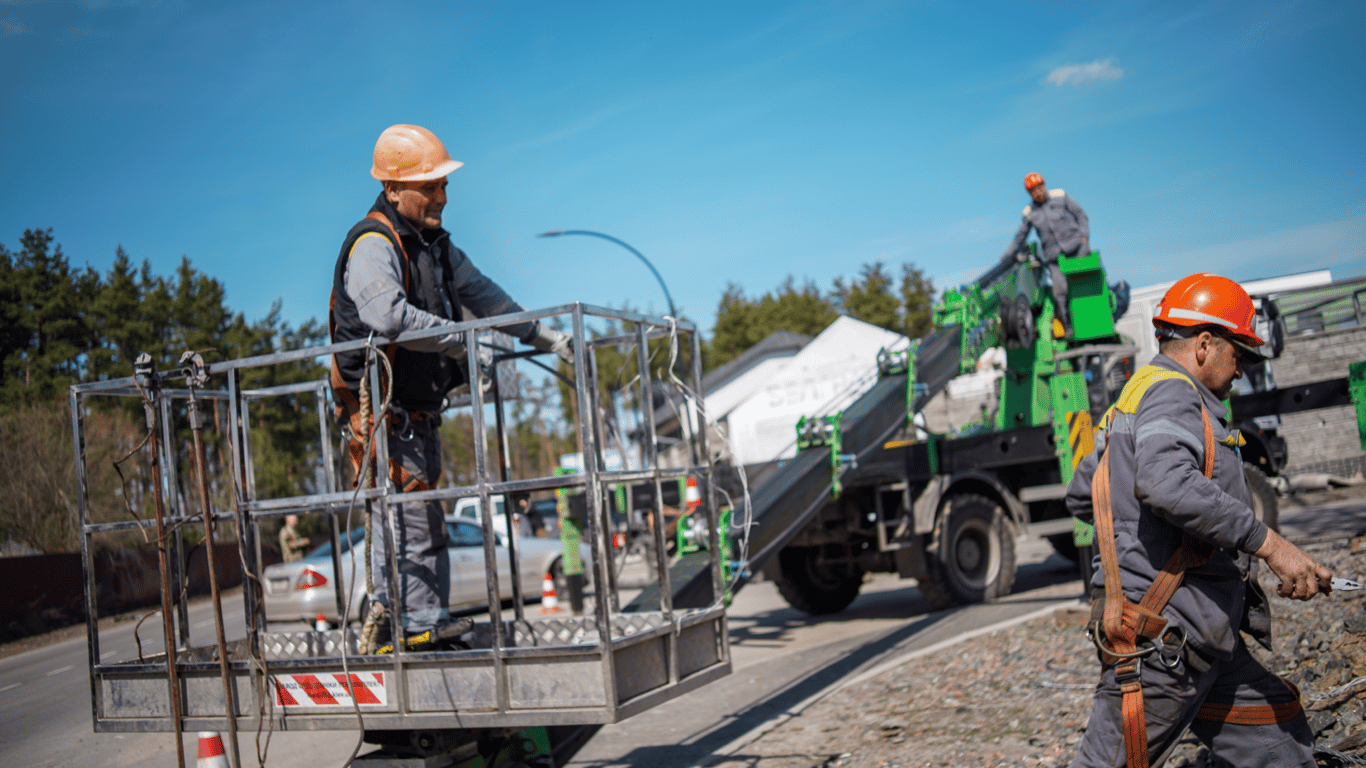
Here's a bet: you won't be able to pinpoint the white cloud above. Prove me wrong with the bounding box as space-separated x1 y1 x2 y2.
1046 58 1124 86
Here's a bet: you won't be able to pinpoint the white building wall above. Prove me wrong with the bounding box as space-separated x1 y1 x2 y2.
724 316 910 465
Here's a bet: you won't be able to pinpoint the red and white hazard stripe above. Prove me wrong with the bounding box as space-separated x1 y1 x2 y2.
273 672 387 707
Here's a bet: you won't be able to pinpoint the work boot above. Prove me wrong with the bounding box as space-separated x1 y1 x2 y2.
375 617 475 654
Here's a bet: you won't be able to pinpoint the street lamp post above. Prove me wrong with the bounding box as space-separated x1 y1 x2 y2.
538 230 678 319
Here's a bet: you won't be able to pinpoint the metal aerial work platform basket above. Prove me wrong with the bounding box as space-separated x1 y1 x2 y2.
69 304 731 758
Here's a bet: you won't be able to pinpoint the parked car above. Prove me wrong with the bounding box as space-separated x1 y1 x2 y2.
262 517 566 625
452 494 525 539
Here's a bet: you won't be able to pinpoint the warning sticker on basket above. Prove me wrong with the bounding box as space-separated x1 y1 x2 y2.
273 672 387 707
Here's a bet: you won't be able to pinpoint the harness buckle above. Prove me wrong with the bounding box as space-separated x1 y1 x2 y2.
1154 625 1187 670
1114 657 1143 685
389 407 414 442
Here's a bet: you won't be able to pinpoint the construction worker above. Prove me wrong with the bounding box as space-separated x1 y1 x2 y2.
329 124 572 649
278 514 308 563
1065 273 1333 768
1000 172 1089 336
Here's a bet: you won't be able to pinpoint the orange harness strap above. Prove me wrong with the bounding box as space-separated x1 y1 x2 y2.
1092 403 1215 768
330 211 433 493
1195 678 1302 726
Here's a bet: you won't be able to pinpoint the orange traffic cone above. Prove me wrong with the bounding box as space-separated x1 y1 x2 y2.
685 476 702 511
540 572 562 614
197 732 229 768
315 613 329 632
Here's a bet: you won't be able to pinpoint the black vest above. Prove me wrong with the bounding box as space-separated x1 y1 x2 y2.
329 194 465 415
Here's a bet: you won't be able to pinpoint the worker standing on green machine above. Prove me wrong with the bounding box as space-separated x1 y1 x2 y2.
1065 273 1333 768
1000 172 1089 336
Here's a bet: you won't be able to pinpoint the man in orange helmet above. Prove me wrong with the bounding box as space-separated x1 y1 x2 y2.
1064 273 1333 767
1001 173 1089 336
329 124 572 650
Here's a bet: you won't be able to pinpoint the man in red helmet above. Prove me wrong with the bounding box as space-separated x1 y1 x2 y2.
329 124 573 651
1001 173 1090 336
1064 273 1333 767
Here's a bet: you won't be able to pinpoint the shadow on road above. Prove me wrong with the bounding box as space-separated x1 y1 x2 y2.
581 609 954 768
576 553 1084 768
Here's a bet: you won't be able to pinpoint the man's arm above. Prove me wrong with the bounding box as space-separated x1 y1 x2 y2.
449 247 573 362
1001 215 1033 262
1131 380 1267 553
345 233 463 352
446 247 537 342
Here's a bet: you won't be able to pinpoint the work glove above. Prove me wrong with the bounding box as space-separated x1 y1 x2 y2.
529 323 574 365
443 333 493 368
445 334 494 397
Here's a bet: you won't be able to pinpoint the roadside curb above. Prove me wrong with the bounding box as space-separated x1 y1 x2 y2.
699 599 1076 765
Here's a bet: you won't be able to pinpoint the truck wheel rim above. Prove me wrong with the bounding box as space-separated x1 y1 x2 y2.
951 519 998 589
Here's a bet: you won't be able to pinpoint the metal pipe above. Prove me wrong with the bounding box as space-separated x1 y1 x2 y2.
70 388 105 738
181 352 241 768
133 354 186 768
157 395 192 651
490 350 525 618
571 306 621 709
467 330 510 712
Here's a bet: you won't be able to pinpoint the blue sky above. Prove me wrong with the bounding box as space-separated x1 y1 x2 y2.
3 0 1364 340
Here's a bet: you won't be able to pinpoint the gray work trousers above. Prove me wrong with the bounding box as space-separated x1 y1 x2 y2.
1044 257 1070 328
1069 634 1315 767
370 417 450 634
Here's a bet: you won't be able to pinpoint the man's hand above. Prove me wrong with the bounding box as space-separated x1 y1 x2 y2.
1255 529 1333 600
530 324 574 365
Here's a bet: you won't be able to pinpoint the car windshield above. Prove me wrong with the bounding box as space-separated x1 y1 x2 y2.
304 527 367 560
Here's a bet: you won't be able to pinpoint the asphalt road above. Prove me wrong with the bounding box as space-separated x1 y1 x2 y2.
0 492 1360 768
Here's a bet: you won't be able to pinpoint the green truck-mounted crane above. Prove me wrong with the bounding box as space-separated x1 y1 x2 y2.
758 252 1364 615
756 248 1141 612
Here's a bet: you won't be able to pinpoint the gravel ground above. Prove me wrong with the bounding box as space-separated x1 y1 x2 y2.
706 534 1366 768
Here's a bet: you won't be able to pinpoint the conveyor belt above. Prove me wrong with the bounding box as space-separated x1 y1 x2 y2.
626 324 964 609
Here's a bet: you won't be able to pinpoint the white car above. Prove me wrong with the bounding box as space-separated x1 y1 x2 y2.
452 494 525 540
262 516 567 625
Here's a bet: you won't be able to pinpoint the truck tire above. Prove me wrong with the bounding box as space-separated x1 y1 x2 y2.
773 545 863 615
1243 462 1280 532
922 494 1016 606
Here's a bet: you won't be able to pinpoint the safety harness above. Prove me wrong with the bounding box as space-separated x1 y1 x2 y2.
1089 365 1302 767
328 210 435 494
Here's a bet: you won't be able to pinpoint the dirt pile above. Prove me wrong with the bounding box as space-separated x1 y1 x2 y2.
708 535 1366 768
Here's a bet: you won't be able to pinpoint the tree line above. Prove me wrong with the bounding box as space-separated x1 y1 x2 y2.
706 262 936 370
0 228 935 554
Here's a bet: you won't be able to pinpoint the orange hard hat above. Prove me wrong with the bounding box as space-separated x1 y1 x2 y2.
1024 172 1045 190
1152 273 1264 348
370 124 463 182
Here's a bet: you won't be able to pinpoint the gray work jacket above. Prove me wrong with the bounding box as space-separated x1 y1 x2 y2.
1066 354 1271 659
1001 188 1090 262
343 218 536 352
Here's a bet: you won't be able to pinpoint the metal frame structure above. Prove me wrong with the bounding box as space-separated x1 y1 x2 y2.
69 304 730 751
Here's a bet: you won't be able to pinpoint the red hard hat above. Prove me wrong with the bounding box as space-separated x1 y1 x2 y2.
1152 273 1264 347
1023 172 1045 190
